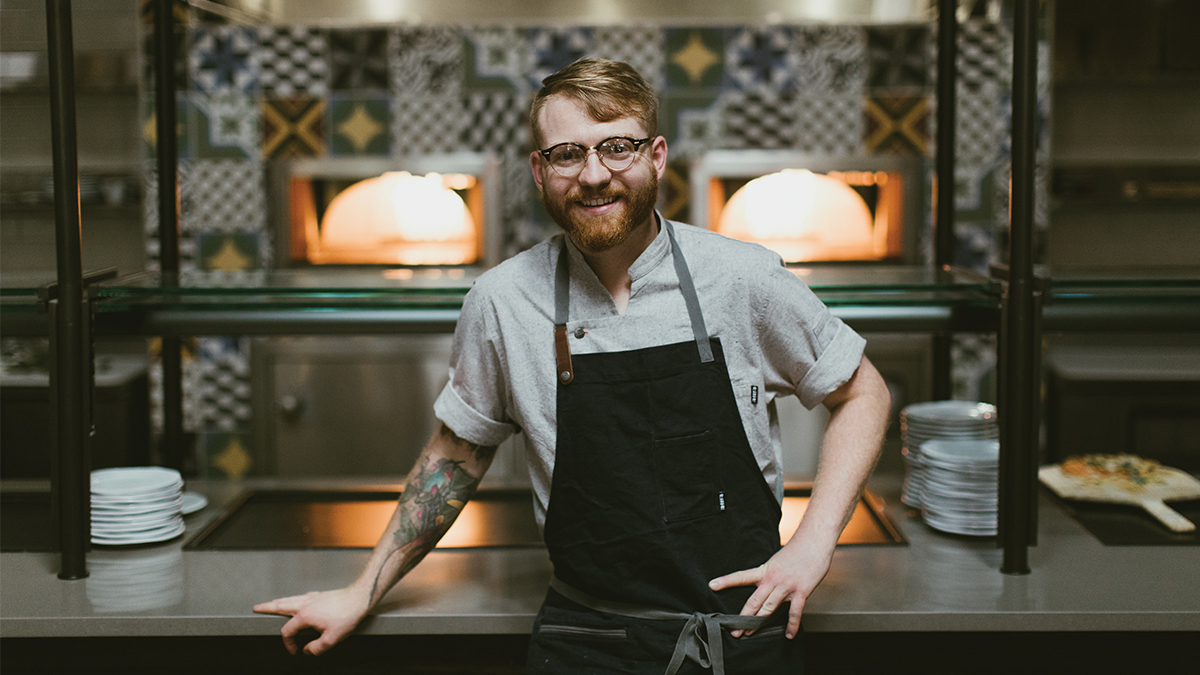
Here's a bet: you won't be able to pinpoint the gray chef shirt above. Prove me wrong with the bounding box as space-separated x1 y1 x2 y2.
434 218 866 527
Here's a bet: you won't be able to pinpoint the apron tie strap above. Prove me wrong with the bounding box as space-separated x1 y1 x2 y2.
549 577 773 675
553 218 715 381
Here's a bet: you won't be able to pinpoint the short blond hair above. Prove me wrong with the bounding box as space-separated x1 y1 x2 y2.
530 58 658 147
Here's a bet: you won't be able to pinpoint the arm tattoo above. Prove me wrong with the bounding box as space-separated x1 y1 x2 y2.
438 422 498 463
367 454 482 604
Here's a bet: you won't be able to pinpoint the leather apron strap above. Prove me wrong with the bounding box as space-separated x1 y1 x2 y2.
549 576 772 675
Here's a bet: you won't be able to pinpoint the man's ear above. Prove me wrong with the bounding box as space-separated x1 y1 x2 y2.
650 136 668 181
529 150 545 193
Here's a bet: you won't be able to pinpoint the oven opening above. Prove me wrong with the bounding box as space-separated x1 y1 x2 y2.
291 171 483 266
711 170 903 263
691 152 921 265
275 155 500 269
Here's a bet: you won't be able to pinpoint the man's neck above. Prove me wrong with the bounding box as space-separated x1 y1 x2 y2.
573 215 659 315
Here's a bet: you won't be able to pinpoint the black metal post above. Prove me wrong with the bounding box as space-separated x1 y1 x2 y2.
46 0 89 580
932 0 958 401
999 0 1041 575
155 0 185 472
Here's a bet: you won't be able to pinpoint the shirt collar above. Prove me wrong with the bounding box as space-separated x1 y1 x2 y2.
562 211 672 284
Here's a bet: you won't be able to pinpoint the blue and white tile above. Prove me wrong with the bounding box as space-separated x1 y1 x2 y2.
190 92 260 160
189 25 258 95
460 92 529 154
792 25 868 95
725 26 799 93
390 26 465 97
257 25 330 98
462 26 529 92
330 28 390 93
527 28 592 88
183 159 266 234
867 26 928 90
795 95 865 155
392 96 465 155
591 26 666 90
720 87 797 149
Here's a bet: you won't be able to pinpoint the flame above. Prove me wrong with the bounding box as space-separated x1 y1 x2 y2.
716 169 880 262
313 172 478 265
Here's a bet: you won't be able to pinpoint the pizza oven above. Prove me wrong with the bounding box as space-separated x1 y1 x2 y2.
690 151 924 264
268 153 501 270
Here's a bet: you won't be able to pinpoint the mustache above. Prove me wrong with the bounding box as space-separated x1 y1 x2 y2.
568 187 626 202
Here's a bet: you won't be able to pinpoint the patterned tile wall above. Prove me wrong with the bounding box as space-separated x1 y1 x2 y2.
141 11 1046 470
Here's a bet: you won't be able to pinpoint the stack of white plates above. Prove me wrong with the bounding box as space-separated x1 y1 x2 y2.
91 467 185 546
919 438 1000 536
900 400 998 508
87 550 184 612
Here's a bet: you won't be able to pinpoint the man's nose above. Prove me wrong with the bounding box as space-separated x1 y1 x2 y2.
576 150 612 187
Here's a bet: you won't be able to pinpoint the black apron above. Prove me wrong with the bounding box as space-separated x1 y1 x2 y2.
528 221 804 675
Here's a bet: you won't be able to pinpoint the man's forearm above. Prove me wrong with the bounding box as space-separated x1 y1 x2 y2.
354 424 497 608
794 357 890 552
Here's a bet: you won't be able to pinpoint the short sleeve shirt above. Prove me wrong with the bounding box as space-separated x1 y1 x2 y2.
434 218 866 526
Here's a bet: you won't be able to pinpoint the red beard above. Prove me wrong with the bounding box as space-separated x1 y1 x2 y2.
543 172 658 252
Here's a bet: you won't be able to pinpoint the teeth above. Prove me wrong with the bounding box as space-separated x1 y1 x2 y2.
580 197 617 207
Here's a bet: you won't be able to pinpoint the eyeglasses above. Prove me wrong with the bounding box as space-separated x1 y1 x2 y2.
538 136 653 177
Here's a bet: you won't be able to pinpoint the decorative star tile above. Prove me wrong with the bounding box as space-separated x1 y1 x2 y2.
665 28 724 89
527 28 592 88
261 97 327 158
865 94 930 155
189 26 258 95
330 97 390 155
462 26 528 93
191 92 260 160
726 27 798 93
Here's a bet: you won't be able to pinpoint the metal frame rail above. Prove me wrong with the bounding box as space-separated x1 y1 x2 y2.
39 0 1045 580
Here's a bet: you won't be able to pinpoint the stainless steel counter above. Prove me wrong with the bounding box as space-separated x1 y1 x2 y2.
2 474 1198 639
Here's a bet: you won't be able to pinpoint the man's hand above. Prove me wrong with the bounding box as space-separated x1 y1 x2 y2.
708 538 833 640
253 586 369 656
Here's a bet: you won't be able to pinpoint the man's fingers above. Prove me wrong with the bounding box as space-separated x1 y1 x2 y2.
708 565 764 591
252 593 313 616
786 597 804 639
279 615 308 655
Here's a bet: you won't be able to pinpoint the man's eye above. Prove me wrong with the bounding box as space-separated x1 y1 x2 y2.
552 146 585 163
603 139 633 154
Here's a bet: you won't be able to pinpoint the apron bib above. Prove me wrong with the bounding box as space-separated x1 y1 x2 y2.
528 221 804 675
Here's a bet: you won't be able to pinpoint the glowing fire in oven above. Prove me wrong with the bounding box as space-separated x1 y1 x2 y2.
310 171 479 265
715 169 896 262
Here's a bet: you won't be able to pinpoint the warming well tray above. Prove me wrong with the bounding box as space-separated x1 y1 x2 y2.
184 487 904 550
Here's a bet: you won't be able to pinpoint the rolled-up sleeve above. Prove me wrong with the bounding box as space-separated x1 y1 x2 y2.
432 285 519 447
754 259 866 410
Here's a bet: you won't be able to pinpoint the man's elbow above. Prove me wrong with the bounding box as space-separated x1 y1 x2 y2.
827 356 892 422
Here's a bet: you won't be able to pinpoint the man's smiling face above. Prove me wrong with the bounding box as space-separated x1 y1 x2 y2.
530 95 666 253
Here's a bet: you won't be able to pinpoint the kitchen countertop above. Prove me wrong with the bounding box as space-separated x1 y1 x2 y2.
2 474 1198 639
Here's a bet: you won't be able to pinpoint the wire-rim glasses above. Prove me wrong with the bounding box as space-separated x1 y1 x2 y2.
538 136 653 177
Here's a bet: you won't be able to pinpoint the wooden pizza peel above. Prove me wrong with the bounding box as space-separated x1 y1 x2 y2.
1039 462 1200 533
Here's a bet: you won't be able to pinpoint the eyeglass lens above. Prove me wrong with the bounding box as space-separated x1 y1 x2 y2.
547 138 643 175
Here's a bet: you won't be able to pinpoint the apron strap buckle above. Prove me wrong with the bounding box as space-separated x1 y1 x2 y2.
554 324 574 384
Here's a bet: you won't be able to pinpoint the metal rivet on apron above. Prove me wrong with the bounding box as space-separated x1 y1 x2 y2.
574 327 586 339
561 371 572 382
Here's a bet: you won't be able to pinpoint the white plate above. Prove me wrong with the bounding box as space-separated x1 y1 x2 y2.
902 400 997 423
91 520 185 546
91 467 182 497
91 496 182 515
921 439 1000 464
181 492 208 515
